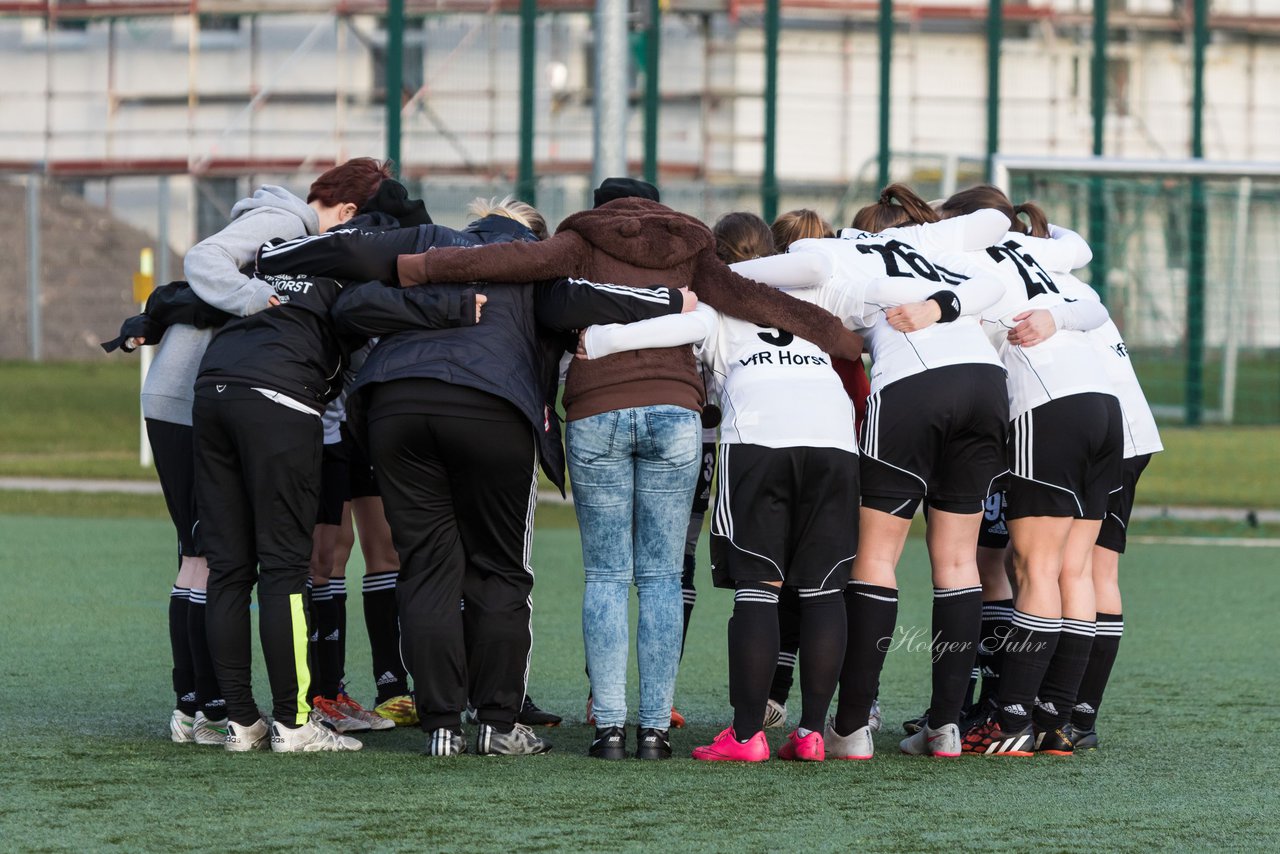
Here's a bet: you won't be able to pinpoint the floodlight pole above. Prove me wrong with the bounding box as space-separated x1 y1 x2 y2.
593 0 628 188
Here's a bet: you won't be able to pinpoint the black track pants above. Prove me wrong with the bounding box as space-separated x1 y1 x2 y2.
369 408 538 733
194 387 321 728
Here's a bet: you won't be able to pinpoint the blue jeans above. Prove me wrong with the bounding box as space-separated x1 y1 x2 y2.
567 405 701 729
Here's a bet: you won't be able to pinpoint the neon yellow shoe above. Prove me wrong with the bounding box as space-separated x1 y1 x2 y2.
374 694 419 727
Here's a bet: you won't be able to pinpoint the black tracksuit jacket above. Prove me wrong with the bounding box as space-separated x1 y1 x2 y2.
255 214 687 492
196 221 480 413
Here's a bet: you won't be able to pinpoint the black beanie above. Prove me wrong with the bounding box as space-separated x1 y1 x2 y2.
359 179 433 226
593 177 660 208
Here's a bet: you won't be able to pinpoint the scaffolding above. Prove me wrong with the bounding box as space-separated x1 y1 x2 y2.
2 0 1278 185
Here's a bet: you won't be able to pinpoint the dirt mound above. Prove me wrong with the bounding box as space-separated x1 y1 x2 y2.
0 179 181 361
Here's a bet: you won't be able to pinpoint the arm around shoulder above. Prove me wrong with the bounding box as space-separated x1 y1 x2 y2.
398 231 589 286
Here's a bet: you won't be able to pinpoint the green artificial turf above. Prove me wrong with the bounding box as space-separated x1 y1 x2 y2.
2 513 1278 851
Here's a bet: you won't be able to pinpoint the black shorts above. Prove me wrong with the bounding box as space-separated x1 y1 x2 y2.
316 440 351 526
341 422 379 500
860 363 1009 518
146 418 202 558
710 444 859 590
1096 453 1152 553
1006 393 1123 521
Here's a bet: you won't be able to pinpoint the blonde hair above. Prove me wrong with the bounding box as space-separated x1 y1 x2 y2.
771 209 834 253
466 195 548 241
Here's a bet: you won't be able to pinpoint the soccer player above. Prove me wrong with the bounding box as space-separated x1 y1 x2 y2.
105 286 231 747
926 187 1121 756
305 390 394 735
1058 270 1164 749
578 279 860 763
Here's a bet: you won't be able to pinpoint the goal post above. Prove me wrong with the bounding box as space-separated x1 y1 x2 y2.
992 155 1280 427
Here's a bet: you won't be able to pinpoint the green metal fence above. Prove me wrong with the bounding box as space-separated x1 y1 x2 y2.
1009 169 1280 426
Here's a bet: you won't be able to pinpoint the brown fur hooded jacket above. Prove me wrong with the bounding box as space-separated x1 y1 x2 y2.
397 197 861 421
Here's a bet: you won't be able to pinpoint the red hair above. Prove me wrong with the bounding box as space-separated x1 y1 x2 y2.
307 158 394 207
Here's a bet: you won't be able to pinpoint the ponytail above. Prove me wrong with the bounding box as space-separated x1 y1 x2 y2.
1013 202 1050 238
851 183 940 233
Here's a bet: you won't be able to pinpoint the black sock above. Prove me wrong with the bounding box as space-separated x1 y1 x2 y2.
797 588 846 733
330 577 348 694
996 610 1060 730
728 582 780 739
310 582 341 700
977 598 1014 707
187 588 225 720
769 587 801 704
679 553 696 660
169 586 197 715
363 571 408 702
928 586 982 728
1072 613 1122 731
834 581 898 735
1036 618 1095 732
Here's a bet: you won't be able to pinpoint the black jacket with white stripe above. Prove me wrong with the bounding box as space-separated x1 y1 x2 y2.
258 214 685 492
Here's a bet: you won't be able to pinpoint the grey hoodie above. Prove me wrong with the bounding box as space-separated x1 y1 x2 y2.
141 186 320 425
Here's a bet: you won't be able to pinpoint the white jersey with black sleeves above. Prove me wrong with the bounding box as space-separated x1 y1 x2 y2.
582 299 856 453
936 231 1116 421
767 234 1004 394
1058 272 1163 457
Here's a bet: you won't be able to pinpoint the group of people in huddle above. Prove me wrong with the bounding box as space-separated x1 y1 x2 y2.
107 156 1160 762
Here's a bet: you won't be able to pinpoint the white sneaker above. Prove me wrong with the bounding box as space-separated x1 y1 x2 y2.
270 714 363 752
763 699 788 729
225 718 271 752
869 697 883 733
900 722 961 757
170 709 195 744
192 712 229 746
825 718 874 760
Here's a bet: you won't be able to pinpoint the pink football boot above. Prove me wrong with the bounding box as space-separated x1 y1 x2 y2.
691 727 770 762
777 729 825 761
